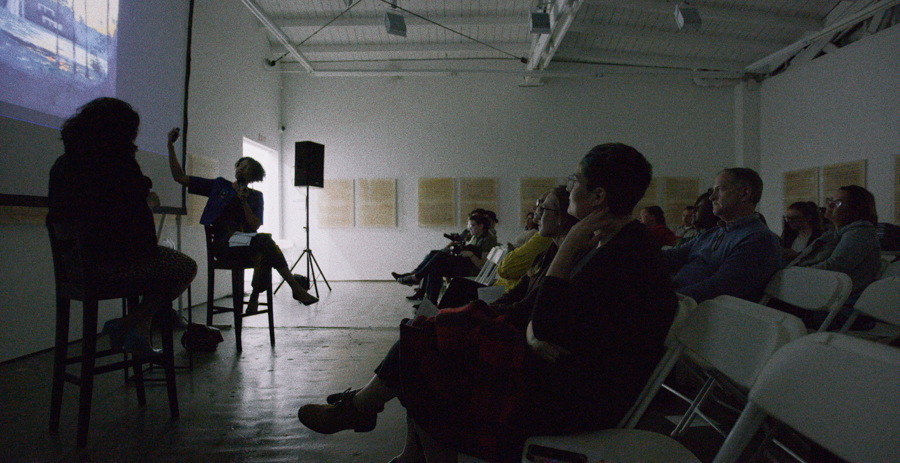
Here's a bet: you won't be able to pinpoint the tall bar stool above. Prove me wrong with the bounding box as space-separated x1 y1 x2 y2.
204 226 274 351
47 221 179 448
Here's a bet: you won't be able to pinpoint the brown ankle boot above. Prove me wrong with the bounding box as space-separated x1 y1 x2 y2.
297 391 377 434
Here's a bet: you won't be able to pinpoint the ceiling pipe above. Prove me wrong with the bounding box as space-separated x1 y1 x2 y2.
745 0 900 74
241 0 314 73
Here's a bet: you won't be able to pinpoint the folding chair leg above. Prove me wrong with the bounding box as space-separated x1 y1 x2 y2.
672 375 716 438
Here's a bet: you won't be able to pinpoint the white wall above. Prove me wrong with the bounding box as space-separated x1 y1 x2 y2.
758 25 900 234
0 0 282 362
280 74 735 280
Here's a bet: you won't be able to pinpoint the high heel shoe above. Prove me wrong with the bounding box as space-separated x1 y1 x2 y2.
298 390 377 434
406 287 425 301
292 274 311 291
293 290 319 306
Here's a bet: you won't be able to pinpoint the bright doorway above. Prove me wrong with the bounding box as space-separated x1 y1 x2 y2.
242 138 281 239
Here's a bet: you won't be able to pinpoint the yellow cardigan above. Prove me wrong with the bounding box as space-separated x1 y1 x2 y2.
493 233 553 291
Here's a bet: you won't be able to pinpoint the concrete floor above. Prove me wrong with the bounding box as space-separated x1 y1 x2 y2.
0 281 737 463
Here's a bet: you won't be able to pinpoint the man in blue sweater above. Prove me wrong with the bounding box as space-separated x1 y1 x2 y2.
663 168 781 303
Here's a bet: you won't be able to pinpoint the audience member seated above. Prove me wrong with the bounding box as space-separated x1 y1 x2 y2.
673 205 697 242
488 185 579 324
663 168 781 303
297 143 677 463
639 205 677 247
393 208 494 300
786 186 881 326
674 189 718 247
494 192 553 291
167 128 317 309
780 201 824 263
439 188 568 309
395 214 498 304
508 211 539 250
48 98 198 356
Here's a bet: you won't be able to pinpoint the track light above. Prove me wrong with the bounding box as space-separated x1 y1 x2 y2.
384 12 407 37
530 11 551 34
384 0 406 37
675 2 701 31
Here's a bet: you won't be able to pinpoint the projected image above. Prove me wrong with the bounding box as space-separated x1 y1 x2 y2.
0 0 117 118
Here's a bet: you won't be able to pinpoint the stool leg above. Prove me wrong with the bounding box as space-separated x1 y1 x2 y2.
132 354 147 406
49 296 71 433
233 270 244 352
207 267 215 327
266 284 275 346
77 300 99 448
161 316 179 418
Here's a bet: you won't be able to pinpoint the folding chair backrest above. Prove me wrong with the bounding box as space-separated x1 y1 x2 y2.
675 295 807 390
725 333 900 463
839 276 900 332
473 246 506 286
760 267 852 331
618 294 698 428
879 259 900 279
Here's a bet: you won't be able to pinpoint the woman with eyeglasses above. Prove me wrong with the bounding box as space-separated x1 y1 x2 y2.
297 144 677 463
780 201 824 262
787 186 881 326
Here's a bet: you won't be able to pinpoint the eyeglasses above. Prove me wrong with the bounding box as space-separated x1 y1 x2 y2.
825 198 843 208
783 215 804 222
536 205 560 215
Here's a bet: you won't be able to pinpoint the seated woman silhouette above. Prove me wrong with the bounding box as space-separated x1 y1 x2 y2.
297 143 677 463
167 128 317 310
48 98 197 356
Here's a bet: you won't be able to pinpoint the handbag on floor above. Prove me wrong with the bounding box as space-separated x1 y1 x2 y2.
180 323 224 351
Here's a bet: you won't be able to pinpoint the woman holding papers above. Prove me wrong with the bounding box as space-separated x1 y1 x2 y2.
167 128 317 308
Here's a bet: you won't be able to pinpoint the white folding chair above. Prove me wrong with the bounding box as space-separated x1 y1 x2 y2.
879 259 900 279
469 245 507 286
519 296 806 463
759 267 852 332
522 429 700 463
712 332 900 463
839 276 900 342
666 296 808 438
620 294 697 429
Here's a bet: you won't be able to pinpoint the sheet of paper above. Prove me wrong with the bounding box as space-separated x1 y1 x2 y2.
318 179 354 228
357 178 397 228
418 178 455 227
459 177 497 227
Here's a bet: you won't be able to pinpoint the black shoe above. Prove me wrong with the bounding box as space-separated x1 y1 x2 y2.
293 274 311 291
406 287 425 300
391 271 411 280
398 275 420 286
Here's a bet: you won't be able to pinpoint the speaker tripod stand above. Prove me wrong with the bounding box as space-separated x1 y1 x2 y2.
275 184 330 297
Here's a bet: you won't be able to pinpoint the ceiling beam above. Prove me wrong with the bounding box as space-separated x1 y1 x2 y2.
272 14 526 30
745 0 900 74
567 24 789 53
582 0 823 31
241 0 313 72
555 48 745 74
524 0 584 85
277 42 530 56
